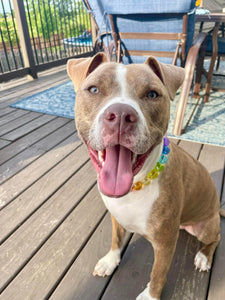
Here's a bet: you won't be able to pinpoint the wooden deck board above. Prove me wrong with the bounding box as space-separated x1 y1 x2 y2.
0 117 69 165
1 114 56 141
0 185 105 300
0 144 87 243
208 217 225 300
0 66 224 300
198 144 225 197
0 106 16 117
202 145 225 300
0 120 74 186
0 67 68 106
50 215 132 300
0 139 10 150
50 213 116 300
102 234 154 300
0 109 30 127
0 111 43 137
0 160 96 292
0 131 79 209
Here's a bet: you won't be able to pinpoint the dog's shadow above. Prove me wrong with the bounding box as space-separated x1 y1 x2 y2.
103 229 211 299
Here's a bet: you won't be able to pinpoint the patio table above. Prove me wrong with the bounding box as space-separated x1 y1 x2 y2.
195 13 225 102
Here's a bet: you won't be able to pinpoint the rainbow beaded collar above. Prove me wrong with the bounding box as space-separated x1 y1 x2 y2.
132 137 170 191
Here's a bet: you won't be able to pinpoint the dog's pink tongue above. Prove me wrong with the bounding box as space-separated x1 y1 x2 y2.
99 145 133 197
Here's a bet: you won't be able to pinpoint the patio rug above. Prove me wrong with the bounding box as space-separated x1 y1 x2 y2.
10 65 225 147
11 81 76 119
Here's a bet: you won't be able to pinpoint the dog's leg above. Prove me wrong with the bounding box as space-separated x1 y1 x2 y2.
93 215 126 277
194 213 220 272
137 232 179 300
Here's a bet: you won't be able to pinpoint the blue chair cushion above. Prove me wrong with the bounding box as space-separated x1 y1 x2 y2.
83 0 110 34
103 0 196 14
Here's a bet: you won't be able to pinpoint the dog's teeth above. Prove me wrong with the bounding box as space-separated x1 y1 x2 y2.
132 154 137 164
102 161 105 166
98 151 104 164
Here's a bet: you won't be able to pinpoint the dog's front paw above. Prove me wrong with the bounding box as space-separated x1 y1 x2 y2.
93 249 120 277
136 283 159 300
194 251 211 272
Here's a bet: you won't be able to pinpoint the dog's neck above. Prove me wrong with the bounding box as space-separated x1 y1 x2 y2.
132 137 170 191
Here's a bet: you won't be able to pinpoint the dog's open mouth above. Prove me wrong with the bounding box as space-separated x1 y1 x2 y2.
87 143 154 198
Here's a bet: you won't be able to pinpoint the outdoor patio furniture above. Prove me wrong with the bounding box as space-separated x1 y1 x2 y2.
83 0 207 135
195 13 225 102
207 24 225 70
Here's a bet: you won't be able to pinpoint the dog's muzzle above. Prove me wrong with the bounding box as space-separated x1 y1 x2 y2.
100 103 139 147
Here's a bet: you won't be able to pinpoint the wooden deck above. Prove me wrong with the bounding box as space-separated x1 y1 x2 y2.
0 66 225 300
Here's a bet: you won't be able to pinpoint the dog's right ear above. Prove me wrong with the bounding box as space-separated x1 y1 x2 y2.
67 52 107 92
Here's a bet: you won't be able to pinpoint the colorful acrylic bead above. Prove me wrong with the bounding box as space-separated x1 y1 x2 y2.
163 137 170 146
159 154 169 164
155 162 165 172
132 181 143 191
147 169 159 179
142 177 152 186
163 145 170 155
131 135 170 192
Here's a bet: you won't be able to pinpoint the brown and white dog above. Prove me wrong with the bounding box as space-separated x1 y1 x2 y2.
67 53 222 300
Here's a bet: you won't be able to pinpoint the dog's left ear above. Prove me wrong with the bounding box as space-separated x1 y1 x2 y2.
145 56 185 100
67 52 108 92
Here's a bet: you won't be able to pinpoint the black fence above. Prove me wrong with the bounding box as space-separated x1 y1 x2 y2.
0 0 93 83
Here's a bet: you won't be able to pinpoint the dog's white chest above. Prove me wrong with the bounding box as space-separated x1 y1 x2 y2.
101 179 159 235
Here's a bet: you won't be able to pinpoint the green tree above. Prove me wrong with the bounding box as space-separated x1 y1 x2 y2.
25 0 90 40
0 0 91 48
0 12 18 47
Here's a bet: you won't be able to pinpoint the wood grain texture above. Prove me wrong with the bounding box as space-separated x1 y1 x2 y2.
198 144 225 197
0 139 10 150
0 68 68 106
50 214 131 300
0 107 16 117
0 109 29 127
178 140 202 159
50 213 112 300
0 185 105 300
1 114 56 141
207 217 225 300
201 145 225 300
0 111 42 137
102 234 154 300
0 144 88 242
0 161 96 292
0 130 78 208
0 120 74 186
0 117 70 165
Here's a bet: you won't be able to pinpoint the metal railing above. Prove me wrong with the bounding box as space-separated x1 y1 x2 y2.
0 0 93 83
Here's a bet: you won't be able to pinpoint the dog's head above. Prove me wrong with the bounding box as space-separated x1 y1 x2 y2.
68 53 184 198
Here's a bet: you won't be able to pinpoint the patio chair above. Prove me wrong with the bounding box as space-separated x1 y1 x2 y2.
206 24 225 71
83 0 207 135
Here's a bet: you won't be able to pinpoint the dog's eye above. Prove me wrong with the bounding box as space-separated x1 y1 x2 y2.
89 86 99 94
147 91 158 99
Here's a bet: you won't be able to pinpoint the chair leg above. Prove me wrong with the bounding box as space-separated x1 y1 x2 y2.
216 55 220 71
172 33 207 135
204 23 219 102
193 37 207 98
